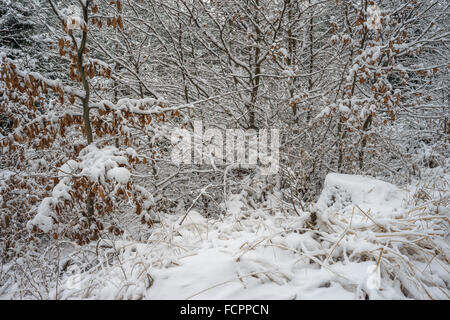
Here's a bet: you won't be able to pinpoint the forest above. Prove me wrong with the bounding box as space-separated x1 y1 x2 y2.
0 0 448 300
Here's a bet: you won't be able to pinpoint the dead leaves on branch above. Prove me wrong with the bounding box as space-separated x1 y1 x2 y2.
0 59 178 247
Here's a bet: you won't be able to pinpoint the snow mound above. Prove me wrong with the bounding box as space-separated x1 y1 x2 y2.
317 173 408 219
176 210 209 241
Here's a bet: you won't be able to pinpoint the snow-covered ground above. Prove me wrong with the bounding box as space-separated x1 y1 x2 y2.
1 173 449 300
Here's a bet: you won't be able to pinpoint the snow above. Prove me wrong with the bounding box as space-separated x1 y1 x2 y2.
20 174 445 300
317 173 408 219
51 178 72 200
78 145 129 184
339 104 351 115
0 170 13 190
107 167 131 185
29 198 56 233
5 173 450 300
316 106 331 119
125 147 138 158
366 5 382 30
1 0 448 302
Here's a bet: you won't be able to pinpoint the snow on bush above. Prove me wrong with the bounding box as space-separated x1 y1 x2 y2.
107 167 131 185
28 145 154 244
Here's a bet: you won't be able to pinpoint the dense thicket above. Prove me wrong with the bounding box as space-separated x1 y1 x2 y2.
0 0 448 258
